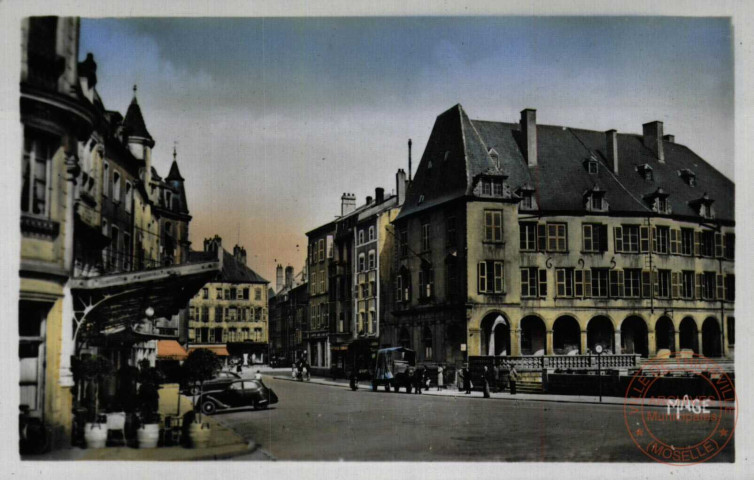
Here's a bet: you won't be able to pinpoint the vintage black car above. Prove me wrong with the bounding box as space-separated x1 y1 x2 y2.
182 370 241 396
198 379 278 414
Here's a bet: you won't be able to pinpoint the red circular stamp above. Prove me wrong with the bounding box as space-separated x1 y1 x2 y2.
623 353 737 465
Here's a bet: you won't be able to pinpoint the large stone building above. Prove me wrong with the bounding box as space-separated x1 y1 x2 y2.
384 104 734 369
305 171 406 374
268 265 308 364
20 17 219 449
188 237 270 362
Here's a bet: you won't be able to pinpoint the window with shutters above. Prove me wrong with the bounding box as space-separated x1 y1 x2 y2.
320 269 325 293
724 233 735 260
641 271 652 298
714 232 723 258
478 261 504 294
624 269 641 298
681 229 694 256
701 272 716 300
520 222 538 251
318 239 325 262
670 228 680 254
657 270 671 298
574 269 592 298
591 269 609 298
547 223 567 252
639 226 650 252
556 268 574 297
484 211 503 243
671 271 681 298
700 231 715 257
654 226 670 254
614 225 640 253
609 270 625 298
583 224 607 253
521 268 546 297
419 265 434 299
682 271 695 299
725 274 735 301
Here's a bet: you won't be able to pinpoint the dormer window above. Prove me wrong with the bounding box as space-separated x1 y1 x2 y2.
584 185 608 212
516 184 537 211
584 156 599 174
644 187 672 215
689 193 715 219
678 168 696 187
636 164 654 182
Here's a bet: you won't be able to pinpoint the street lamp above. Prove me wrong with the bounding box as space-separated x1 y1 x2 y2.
595 344 603 403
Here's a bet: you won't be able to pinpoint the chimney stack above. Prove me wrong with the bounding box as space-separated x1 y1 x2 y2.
366 195 373 205
276 264 283 292
663 134 675 143
606 130 619 175
642 121 665 163
396 169 406 205
285 265 294 288
520 109 538 167
341 193 356 216
375 187 384 204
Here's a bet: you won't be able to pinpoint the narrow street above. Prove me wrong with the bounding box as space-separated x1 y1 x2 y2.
216 376 735 462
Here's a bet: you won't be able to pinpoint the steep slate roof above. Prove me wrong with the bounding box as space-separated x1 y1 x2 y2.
397 104 734 223
123 96 153 140
166 159 185 181
220 250 269 284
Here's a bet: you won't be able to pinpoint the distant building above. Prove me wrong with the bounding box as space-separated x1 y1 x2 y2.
188 236 270 362
269 266 308 363
384 105 734 369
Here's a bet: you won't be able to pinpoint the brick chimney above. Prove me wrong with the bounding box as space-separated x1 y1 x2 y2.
375 187 384 204
233 245 247 265
642 121 665 163
606 129 619 175
396 169 406 205
663 134 675 143
520 108 537 167
341 193 356 216
285 265 294 288
366 195 373 205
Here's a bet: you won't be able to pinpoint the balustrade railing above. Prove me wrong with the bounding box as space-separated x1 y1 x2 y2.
469 354 641 371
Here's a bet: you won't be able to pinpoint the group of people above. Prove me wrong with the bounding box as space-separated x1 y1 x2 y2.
410 364 447 394
292 359 311 381
460 363 519 398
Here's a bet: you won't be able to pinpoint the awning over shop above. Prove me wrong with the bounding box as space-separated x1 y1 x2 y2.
188 345 230 357
157 340 188 361
226 341 268 356
70 258 221 351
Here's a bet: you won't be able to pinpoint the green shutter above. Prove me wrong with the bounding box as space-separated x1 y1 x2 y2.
614 226 623 253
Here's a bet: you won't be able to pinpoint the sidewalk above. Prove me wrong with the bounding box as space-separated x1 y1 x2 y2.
272 375 736 409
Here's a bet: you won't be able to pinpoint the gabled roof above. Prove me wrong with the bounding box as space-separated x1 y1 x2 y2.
220 250 269 284
396 104 734 223
123 96 153 141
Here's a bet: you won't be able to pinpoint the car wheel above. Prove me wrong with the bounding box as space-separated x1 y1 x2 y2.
201 400 217 415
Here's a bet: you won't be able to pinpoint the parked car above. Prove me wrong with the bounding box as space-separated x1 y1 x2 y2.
198 379 278 415
182 370 241 395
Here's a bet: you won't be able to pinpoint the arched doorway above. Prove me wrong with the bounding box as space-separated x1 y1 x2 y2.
621 316 648 357
679 317 698 353
520 316 546 355
398 327 411 348
654 316 675 353
587 316 614 353
553 316 580 355
481 313 509 356
702 318 722 357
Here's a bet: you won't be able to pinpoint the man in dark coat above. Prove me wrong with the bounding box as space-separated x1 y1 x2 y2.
462 366 471 394
414 367 423 394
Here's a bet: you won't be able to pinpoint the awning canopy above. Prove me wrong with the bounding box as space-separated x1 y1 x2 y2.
188 345 230 357
157 340 188 361
226 341 269 356
70 259 221 350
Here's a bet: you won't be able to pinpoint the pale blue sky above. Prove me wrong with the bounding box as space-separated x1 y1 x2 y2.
80 17 733 282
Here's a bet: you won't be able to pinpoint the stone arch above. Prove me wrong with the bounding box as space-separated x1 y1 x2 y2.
520 315 546 356
621 316 648 357
481 312 509 356
679 317 698 353
587 316 614 353
553 315 581 355
654 316 675 353
702 317 722 357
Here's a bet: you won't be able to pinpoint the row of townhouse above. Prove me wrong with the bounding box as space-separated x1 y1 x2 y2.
19 17 220 449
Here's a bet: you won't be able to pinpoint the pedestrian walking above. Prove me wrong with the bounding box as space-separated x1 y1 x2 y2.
236 359 243 374
414 367 423 394
509 364 519 395
437 364 444 391
482 366 491 398
461 366 471 394
291 364 296 379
